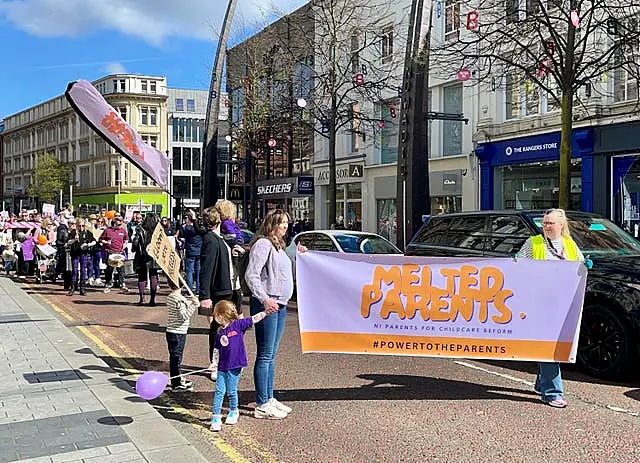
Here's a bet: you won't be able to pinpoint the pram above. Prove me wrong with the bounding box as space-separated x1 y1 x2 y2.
35 244 57 284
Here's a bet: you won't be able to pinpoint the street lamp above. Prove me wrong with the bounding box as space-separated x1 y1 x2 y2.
224 135 232 200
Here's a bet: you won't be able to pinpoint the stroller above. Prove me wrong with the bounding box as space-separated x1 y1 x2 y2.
35 244 57 284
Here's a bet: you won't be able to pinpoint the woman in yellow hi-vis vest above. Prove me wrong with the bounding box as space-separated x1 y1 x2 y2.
517 208 584 408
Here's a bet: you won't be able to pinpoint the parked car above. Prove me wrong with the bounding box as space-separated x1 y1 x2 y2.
405 210 640 380
286 230 402 280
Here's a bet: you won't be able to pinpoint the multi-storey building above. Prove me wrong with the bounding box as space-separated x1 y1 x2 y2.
1 74 169 216
0 119 4 209
226 3 315 227
167 88 230 217
311 0 478 240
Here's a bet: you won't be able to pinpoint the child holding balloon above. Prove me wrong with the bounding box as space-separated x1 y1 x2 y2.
209 300 273 431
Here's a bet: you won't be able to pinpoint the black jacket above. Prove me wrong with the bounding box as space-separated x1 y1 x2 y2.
67 230 94 256
199 230 232 301
56 224 69 250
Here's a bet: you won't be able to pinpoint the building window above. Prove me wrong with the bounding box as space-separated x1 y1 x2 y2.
80 166 90 188
381 26 393 62
192 147 201 171
445 0 460 41
376 100 399 164
150 80 157 93
506 0 519 24
176 99 184 111
351 33 360 74
116 106 127 122
350 103 361 152
187 99 196 112
174 176 190 197
173 147 182 170
142 135 157 148
443 84 462 156
150 107 158 126
614 42 640 102
141 80 148 93
505 76 539 119
183 147 192 171
140 107 148 125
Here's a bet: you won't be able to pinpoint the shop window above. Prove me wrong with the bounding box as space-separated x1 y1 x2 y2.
494 159 582 210
431 196 462 214
377 199 397 244
443 84 462 156
174 176 190 198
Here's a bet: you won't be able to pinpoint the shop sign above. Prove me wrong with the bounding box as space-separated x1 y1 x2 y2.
298 176 314 195
257 182 294 196
315 163 365 186
228 185 244 200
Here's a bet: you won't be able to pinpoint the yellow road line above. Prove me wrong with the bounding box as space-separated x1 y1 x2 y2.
39 292 280 463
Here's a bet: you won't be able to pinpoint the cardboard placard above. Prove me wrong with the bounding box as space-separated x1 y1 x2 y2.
148 223 181 286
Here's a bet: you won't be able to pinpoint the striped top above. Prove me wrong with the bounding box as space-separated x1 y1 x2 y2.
166 292 198 334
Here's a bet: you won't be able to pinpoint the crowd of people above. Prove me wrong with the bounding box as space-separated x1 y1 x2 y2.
0 200 306 431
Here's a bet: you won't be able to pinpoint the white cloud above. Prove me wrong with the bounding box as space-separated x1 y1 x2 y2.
0 0 308 45
105 62 126 74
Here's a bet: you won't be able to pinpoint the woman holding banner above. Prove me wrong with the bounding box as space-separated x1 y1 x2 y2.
517 208 584 409
245 209 306 420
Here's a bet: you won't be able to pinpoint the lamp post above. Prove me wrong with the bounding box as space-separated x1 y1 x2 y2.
295 98 307 174
224 135 232 200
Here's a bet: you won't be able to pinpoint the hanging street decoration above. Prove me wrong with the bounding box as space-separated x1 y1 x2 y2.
571 10 580 28
545 39 555 56
466 10 479 31
536 58 552 78
268 138 277 148
457 68 472 81
353 73 365 86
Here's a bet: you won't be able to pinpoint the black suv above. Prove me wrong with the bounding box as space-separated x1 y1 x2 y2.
405 210 640 380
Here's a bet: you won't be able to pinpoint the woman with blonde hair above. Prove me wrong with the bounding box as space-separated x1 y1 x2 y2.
245 209 306 420
517 208 584 408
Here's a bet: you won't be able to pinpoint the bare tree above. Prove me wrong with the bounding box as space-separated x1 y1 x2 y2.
433 0 640 209
272 0 405 227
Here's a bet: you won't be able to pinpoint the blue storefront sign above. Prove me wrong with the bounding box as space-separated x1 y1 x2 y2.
475 128 594 211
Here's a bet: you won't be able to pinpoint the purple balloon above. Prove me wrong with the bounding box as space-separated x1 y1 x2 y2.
136 371 169 400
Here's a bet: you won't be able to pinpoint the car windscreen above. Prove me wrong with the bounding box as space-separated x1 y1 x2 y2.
333 234 401 254
528 214 640 256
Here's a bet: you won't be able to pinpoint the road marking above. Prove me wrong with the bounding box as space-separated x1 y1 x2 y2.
454 360 535 387
38 291 280 463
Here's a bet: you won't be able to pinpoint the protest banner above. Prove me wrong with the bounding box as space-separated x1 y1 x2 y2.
65 80 169 189
296 253 587 363
42 203 55 217
147 223 181 288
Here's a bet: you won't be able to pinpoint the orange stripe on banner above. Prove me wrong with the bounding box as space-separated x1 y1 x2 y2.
300 332 574 362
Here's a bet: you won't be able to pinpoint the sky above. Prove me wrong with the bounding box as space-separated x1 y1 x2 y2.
0 0 308 119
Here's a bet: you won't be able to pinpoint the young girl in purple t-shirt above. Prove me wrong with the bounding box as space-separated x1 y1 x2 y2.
209 300 273 431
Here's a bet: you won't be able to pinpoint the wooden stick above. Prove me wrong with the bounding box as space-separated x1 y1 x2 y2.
178 274 195 297
168 367 211 380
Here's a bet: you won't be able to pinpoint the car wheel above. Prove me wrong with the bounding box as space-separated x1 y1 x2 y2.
577 303 638 379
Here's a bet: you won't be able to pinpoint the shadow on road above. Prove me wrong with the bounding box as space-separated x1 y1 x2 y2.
475 359 640 388
624 389 640 401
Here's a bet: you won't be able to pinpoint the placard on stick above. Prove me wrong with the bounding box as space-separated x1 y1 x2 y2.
148 223 181 286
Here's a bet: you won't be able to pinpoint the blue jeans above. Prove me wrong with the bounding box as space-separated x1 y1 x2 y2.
535 362 563 401
184 256 200 294
89 250 102 280
212 368 242 415
250 297 286 406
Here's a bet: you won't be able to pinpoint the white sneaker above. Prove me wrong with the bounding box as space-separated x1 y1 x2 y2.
210 370 217 381
269 397 292 414
254 403 287 420
88 277 95 286
94 278 103 286
225 410 239 425
210 415 222 432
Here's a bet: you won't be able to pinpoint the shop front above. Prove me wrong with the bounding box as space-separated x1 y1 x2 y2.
254 176 314 225
593 120 640 236
314 161 364 229
475 129 594 211
74 192 169 217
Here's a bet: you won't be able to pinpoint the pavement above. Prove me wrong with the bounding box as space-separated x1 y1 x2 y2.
0 276 210 463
